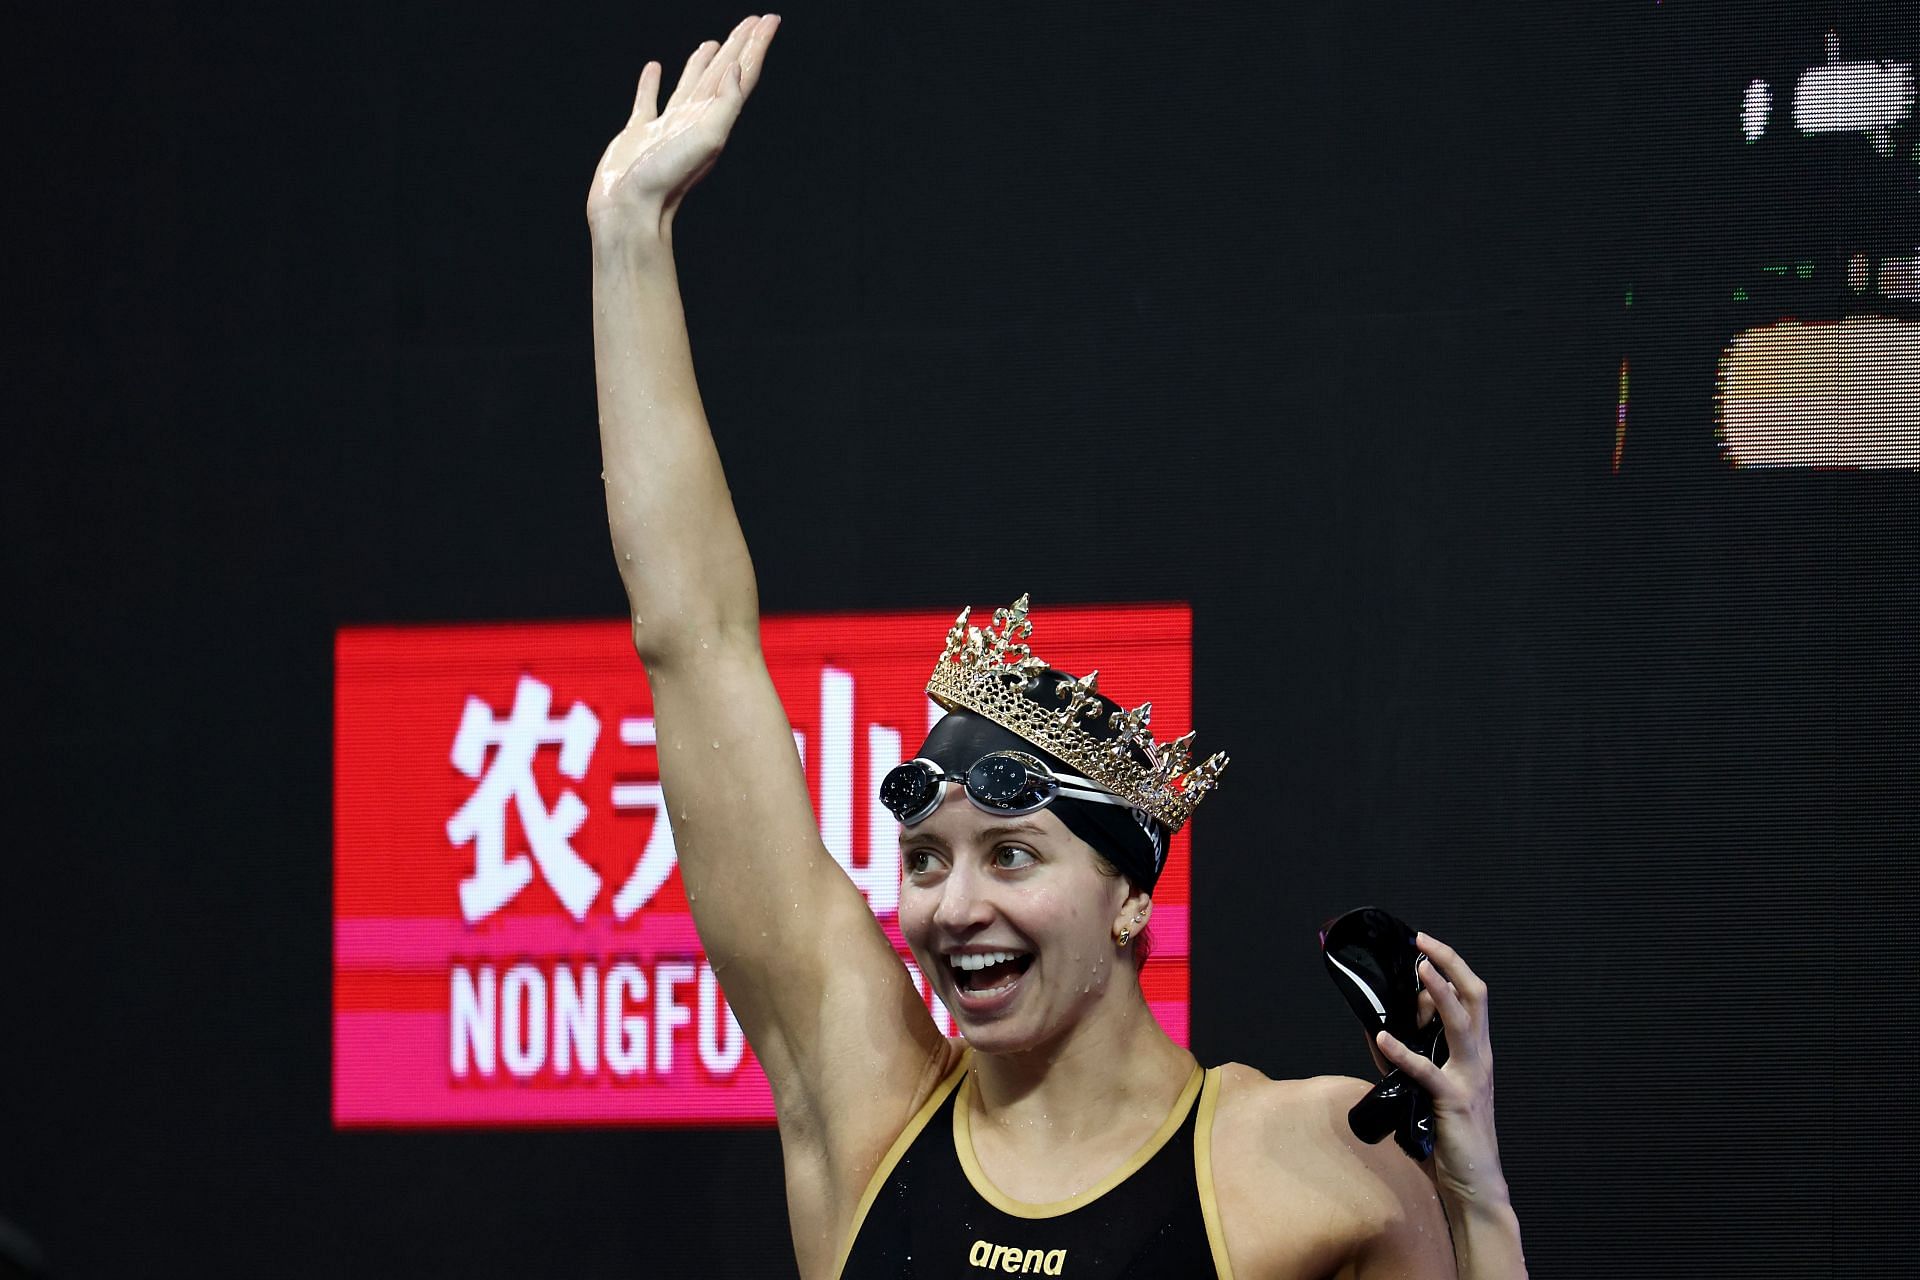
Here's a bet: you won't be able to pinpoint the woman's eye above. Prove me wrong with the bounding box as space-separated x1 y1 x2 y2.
992 845 1036 869
905 850 936 875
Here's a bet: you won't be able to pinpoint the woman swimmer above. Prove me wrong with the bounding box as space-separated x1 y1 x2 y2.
586 15 1528 1277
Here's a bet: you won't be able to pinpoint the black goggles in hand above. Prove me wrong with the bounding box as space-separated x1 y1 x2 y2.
878 750 1131 827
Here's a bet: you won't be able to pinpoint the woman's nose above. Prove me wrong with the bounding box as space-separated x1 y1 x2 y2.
932 863 994 931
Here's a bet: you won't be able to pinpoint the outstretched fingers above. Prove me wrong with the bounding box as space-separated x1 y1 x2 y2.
668 39 721 112
659 16 779 119
736 14 780 96
630 61 661 124
591 16 781 229
695 16 760 100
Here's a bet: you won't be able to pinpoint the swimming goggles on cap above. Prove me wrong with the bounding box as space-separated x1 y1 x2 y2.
879 750 1131 827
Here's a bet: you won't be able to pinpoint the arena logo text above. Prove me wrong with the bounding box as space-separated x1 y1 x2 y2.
968 1240 1067 1275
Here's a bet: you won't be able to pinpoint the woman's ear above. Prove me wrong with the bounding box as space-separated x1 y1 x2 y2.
1113 887 1151 939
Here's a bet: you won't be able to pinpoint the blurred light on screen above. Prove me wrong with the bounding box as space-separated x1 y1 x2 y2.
1880 250 1920 301
1792 31 1914 155
1623 20 1919 474
1716 317 1920 467
1742 79 1773 142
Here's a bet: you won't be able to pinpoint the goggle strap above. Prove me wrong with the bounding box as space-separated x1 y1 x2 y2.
1050 772 1132 809
883 756 1134 820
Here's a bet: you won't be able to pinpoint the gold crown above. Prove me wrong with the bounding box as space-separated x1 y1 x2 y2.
925 594 1229 832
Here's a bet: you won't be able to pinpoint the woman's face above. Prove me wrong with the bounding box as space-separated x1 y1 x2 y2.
896 785 1132 1055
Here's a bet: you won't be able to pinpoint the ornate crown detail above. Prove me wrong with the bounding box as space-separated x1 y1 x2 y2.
927 594 1229 832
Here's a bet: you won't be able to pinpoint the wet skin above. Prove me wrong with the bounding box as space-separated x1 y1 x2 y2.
896 785 1147 1059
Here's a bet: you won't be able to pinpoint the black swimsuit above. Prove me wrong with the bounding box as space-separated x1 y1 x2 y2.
836 1053 1232 1277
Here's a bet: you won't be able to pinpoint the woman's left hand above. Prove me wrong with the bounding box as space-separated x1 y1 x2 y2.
1372 931 1510 1205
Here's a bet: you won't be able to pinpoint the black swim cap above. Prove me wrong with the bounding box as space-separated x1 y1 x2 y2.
913 709 1169 893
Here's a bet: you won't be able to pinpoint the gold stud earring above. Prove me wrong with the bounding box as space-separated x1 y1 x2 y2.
1116 928 1132 947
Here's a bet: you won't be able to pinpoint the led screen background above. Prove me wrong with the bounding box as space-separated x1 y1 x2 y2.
7 1 1916 1276
331 608 1195 1127
1617 6 1920 471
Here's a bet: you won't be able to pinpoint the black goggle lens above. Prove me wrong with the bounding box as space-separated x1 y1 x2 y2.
966 754 1054 810
879 752 1061 824
879 762 942 824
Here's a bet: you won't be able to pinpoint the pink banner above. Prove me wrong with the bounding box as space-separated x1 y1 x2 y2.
334 606 1195 1127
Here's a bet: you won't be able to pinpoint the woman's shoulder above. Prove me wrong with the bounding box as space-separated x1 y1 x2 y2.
1203 1063 1443 1256
1199 1063 1454 1277
1207 1060 1378 1132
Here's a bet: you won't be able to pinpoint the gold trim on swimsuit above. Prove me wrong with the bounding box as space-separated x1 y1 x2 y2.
950 1060 1206 1220
1194 1067 1235 1278
830 1048 974 1280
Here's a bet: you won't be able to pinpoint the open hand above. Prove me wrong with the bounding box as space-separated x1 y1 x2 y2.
586 14 781 238
1372 932 1510 1203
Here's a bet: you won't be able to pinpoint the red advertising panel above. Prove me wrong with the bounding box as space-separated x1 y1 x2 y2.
334 604 1194 1127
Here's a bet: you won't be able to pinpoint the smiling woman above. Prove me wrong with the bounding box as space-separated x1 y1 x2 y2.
876 625 1216 1067
585 12 1526 1278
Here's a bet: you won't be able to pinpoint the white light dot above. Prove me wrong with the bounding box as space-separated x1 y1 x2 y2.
1741 79 1772 142
1847 253 1869 292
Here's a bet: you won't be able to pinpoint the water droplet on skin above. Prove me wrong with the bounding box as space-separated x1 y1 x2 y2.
711 740 720 749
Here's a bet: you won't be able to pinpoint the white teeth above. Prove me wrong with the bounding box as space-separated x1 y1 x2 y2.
949 950 1023 972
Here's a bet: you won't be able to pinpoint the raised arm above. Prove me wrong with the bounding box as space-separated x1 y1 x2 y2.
587 24 763 649
584 19 948 1265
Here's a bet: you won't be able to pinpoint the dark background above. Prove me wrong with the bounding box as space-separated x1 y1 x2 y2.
8 0 1917 1275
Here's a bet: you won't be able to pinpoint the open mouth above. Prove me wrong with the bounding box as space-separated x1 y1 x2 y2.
948 950 1034 1000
